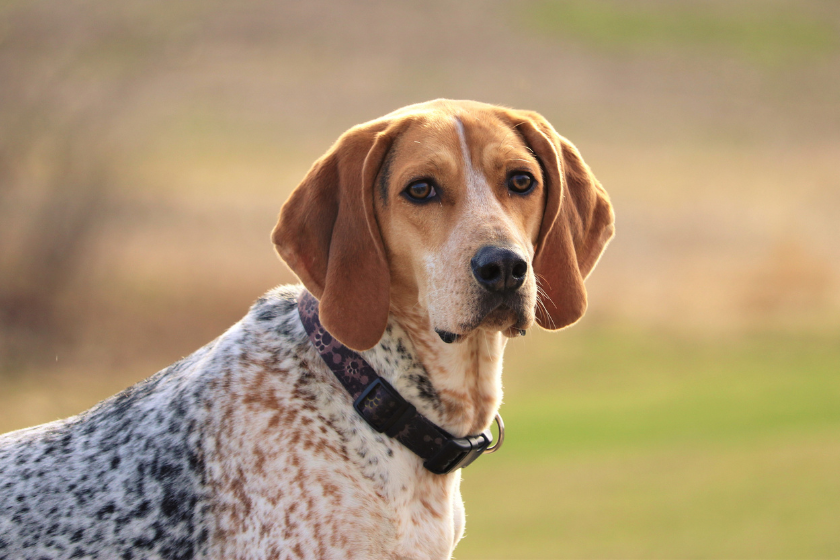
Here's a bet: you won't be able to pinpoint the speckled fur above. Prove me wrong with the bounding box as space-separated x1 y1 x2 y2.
0 286 470 559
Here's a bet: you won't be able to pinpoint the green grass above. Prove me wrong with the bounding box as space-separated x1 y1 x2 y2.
456 328 840 558
524 1 838 66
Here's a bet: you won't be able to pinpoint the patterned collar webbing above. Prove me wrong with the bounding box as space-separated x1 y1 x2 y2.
297 290 492 475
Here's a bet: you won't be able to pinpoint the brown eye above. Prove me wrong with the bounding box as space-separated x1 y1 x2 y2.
405 180 437 201
508 172 534 193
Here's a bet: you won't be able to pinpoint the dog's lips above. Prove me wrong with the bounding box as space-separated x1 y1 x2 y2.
478 304 522 330
435 293 531 343
478 290 531 326
435 329 464 343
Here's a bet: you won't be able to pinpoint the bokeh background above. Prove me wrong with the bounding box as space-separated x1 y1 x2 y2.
1 1 839 557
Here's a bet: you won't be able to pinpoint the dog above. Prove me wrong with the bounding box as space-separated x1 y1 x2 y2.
0 99 614 559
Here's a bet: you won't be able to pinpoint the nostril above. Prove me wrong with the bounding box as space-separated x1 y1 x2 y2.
479 264 501 282
512 261 527 280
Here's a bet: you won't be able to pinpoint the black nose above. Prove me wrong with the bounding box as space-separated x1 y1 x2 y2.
471 246 528 293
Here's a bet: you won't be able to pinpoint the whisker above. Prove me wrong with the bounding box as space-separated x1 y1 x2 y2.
534 273 553 293
534 281 557 330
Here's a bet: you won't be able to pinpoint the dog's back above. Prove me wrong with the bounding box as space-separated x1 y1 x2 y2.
0 341 215 558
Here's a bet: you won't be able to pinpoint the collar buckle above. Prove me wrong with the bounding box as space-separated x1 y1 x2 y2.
423 432 491 475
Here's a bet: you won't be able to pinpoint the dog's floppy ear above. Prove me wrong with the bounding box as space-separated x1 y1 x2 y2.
272 118 405 351
502 110 615 330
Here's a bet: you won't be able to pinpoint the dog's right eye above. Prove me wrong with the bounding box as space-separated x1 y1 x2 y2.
404 180 437 202
507 172 535 194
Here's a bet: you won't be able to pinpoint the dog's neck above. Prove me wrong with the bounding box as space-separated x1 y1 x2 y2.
380 302 507 438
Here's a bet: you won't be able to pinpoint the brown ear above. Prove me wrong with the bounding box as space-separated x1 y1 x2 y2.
504 111 615 330
272 118 405 350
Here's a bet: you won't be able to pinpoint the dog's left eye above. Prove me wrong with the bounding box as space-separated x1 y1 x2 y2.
508 172 534 194
404 180 437 201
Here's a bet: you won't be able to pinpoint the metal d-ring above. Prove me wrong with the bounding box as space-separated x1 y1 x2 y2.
483 413 505 454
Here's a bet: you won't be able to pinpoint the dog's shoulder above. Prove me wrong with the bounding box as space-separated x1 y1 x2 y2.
0 285 309 558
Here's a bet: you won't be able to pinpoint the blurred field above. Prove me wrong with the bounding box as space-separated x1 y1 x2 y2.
1 0 839 557
459 328 840 558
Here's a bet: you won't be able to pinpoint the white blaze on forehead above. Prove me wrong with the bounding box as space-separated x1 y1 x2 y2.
454 116 494 213
454 117 474 180
452 115 520 236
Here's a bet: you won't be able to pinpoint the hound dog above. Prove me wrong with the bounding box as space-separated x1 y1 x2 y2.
0 99 614 559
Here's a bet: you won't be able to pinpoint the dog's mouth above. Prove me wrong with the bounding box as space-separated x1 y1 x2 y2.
434 329 464 343
435 294 530 344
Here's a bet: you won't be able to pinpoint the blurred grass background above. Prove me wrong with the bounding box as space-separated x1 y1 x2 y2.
1 0 838 557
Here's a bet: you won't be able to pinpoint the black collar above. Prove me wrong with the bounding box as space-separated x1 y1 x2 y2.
298 290 498 475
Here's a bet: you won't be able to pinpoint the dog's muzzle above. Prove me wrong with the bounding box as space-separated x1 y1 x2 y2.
436 246 531 344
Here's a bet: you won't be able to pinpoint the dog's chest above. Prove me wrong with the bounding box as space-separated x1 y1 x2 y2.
202 288 464 559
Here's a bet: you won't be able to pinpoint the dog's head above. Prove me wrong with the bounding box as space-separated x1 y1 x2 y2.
273 100 614 351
